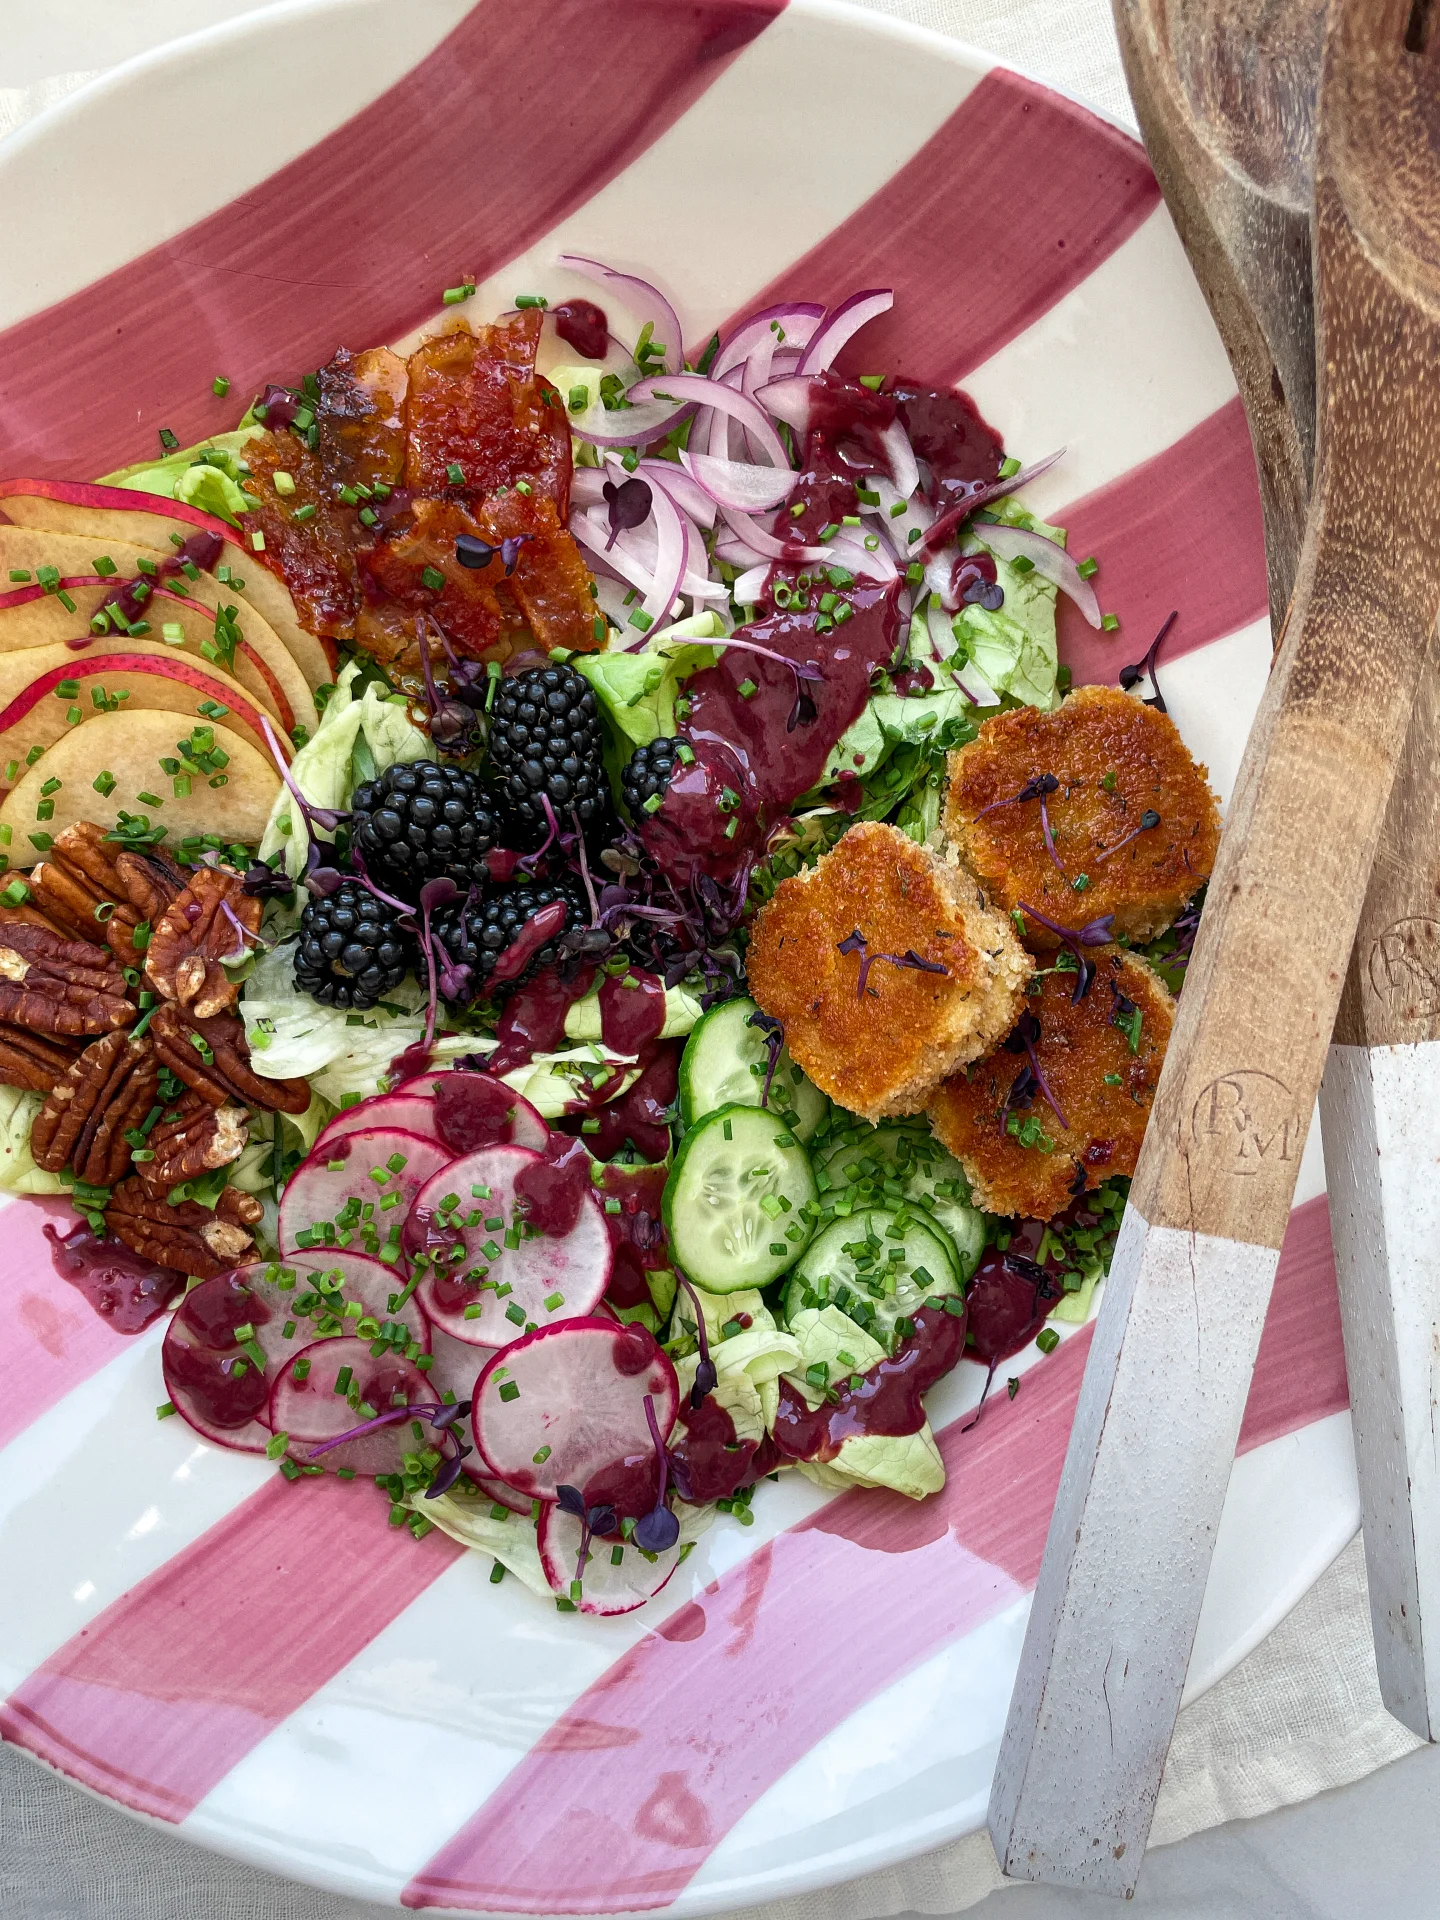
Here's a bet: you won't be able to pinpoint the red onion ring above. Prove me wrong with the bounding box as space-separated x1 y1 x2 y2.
679 450 797 514
917 449 1068 556
754 373 814 433
556 254 684 375
638 458 717 529
796 288 894 376
976 522 1102 627
712 303 825 380
628 373 791 472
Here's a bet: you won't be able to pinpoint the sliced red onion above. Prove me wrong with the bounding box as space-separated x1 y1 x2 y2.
918 449 1068 556
570 467 608 509
865 471 933 558
679 449 797 513
976 522 1102 627
712 530 764 568
955 658 1002 705
571 509 724 609
924 550 961 612
638 458 716 529
755 373 814 433
556 254 684 375
639 476 689 624
797 289 894 376
569 392 694 450
628 373 790 471
876 419 919 500
732 562 771 604
925 600 959 662
712 304 825 380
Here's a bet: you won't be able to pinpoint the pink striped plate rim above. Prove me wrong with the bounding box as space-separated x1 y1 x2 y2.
0 1 1351 1911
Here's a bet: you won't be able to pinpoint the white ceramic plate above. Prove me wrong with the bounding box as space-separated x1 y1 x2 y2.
0 2 1355 1911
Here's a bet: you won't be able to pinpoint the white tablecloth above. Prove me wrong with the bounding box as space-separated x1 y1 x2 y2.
3 4 1438 1917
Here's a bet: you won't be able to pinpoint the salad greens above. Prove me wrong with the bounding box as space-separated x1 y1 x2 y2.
101 427 262 525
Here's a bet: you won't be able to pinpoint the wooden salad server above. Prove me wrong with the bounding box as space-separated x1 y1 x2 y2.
1113 0 1440 1750
989 0 1440 1893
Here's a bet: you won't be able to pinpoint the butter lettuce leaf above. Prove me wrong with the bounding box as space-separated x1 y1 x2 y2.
0 1086 65 1194
564 981 704 1043
778 1305 946 1500
575 611 724 748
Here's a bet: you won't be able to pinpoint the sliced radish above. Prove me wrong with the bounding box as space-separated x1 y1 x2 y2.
465 1465 533 1511
270 1336 436 1477
536 1504 684 1616
408 1145 611 1349
413 1326 529 1504
392 1068 549 1154
471 1316 677 1501
162 1278 273 1453
278 1127 452 1267
314 1093 450 1161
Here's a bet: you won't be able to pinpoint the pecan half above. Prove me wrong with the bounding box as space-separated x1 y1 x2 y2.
32 1031 159 1186
149 1004 311 1115
107 1177 262 1281
0 1024 85 1092
135 1093 249 1198
114 847 188 926
0 923 136 1036
28 822 140 957
145 867 260 1019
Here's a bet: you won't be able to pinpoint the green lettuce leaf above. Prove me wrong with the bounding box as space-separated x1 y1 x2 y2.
777 1305 946 1499
564 981 704 1043
100 428 262 526
671 1284 802 1399
574 611 725 748
0 1086 65 1194
949 503 1069 711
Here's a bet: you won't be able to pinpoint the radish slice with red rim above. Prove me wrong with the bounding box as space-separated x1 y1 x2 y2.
536 1503 684 1616
407 1145 612 1348
270 1336 438 1477
392 1069 549 1154
278 1127 452 1266
425 1327 530 1503
471 1315 677 1502
314 1093 449 1162
162 1278 274 1452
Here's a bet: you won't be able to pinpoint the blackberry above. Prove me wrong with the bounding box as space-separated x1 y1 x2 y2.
349 761 496 897
433 881 586 1001
294 881 411 1010
488 664 609 842
622 736 683 819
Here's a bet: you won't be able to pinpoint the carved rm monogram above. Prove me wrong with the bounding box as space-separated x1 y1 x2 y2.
1367 916 1440 1024
1187 1071 1303 1176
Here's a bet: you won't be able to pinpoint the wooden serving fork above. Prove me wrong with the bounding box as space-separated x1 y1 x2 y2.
989 0 1440 1893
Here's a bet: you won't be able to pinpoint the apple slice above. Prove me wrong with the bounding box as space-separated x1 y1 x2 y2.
270 1336 437 1477
471 1317 678 1501
0 572 313 737
277 1126 454 1268
0 483 333 691
0 642 288 771
536 1503 684 1616
0 707 280 863
407 1145 611 1350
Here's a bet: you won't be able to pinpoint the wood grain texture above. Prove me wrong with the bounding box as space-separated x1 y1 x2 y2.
1112 0 1322 630
992 1 1440 1890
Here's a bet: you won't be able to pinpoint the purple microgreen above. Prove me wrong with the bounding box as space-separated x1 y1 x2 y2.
501 535 529 576
570 809 601 925
302 1398 473 1495
837 928 949 999
657 633 823 683
676 1272 717 1408
518 792 562 874
1002 1010 1068 1130
415 878 460 1051
241 859 295 900
1017 900 1115 1004
259 712 348 839
455 533 496 570
1118 609 1178 713
418 624 478 755
1093 808 1162 864
635 1391 681 1553
1038 796 1065 874
602 476 653 550
746 1009 784 1108
306 865 346 897
218 897 270 964
975 771 1058 819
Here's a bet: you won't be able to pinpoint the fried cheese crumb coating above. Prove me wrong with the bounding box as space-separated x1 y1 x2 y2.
929 947 1174 1218
746 821 1032 1123
944 684 1220 946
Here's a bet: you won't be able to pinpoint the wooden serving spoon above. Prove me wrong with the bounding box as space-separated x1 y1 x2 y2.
1117 0 1440 1751
989 0 1440 1893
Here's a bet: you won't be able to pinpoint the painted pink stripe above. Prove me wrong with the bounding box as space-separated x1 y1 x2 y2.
0 0 784 481
1058 397 1269 689
0 1474 462 1820
713 68 1158 387
0 1196 132 1450
402 1196 1344 1912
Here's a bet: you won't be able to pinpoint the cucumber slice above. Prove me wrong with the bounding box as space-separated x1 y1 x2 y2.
663 1103 816 1293
678 997 827 1140
815 1122 985 1282
784 1206 960 1348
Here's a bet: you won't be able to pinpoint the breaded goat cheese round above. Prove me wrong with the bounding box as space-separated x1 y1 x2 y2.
944 685 1220 945
746 821 1032 1123
928 947 1174 1219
